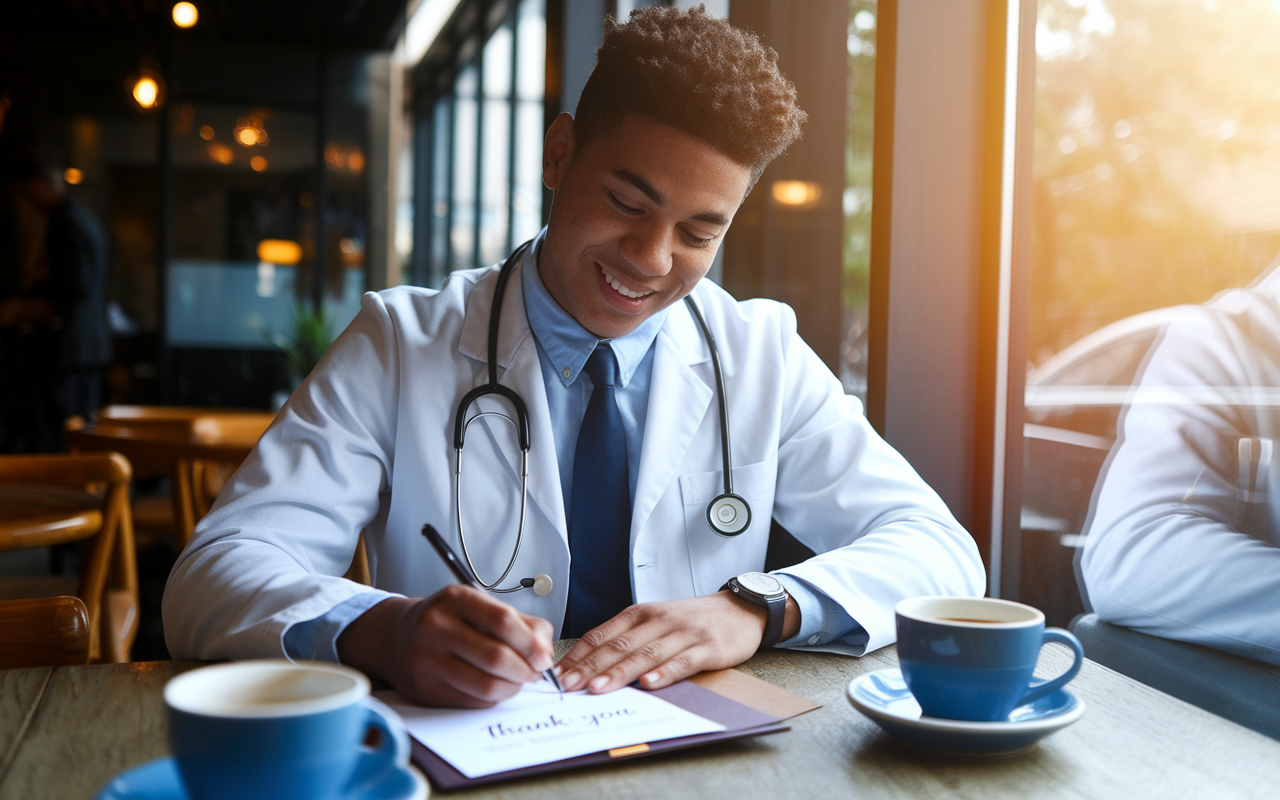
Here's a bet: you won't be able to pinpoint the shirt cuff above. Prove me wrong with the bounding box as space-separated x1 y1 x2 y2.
282 592 393 663
773 574 870 650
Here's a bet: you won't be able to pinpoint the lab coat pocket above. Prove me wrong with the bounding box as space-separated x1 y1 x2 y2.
679 457 777 595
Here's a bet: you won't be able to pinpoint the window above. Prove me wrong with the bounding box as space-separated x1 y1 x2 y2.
1019 0 1280 626
408 0 546 288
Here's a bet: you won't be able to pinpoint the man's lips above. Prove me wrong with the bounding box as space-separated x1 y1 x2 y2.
599 264 657 300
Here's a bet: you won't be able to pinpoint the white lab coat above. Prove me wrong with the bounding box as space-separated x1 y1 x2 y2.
1082 273 1280 665
164 259 984 661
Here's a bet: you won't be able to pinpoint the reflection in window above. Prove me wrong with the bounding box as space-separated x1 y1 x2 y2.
1023 0 1280 626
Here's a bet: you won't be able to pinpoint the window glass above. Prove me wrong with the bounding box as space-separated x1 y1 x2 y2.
480 25 513 266
410 0 545 283
451 64 479 272
1024 0 1280 633
843 0 876 404
514 0 547 247
430 97 452 285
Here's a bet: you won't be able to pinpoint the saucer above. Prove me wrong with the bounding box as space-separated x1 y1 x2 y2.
94 757 429 800
847 668 1085 757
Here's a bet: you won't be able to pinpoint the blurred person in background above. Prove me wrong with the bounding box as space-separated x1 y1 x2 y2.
1081 260 1280 666
0 155 110 451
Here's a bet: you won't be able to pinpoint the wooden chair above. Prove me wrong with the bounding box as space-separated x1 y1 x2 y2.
62 405 372 585
0 596 91 669
64 406 274 549
0 452 139 664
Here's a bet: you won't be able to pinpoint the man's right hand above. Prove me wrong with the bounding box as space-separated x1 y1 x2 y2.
336 585 555 708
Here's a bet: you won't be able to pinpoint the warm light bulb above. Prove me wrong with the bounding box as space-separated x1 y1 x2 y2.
133 77 159 109
63 168 84 185
250 156 268 172
771 180 821 209
237 128 259 146
199 125 215 140
208 143 235 165
172 2 199 28
256 239 302 265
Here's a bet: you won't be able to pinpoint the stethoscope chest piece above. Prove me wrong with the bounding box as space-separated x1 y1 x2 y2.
707 492 751 537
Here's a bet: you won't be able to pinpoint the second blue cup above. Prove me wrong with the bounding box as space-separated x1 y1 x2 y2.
895 596 1084 722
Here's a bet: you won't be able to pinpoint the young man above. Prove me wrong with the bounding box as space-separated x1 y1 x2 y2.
164 7 984 708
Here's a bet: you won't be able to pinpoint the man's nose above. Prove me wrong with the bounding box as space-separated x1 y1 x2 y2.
620 222 673 277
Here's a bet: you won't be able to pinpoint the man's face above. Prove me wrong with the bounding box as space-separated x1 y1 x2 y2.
538 114 753 339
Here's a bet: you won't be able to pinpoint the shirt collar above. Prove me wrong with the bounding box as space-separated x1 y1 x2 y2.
521 228 668 388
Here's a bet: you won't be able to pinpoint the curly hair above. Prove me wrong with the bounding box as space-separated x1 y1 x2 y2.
573 5 806 185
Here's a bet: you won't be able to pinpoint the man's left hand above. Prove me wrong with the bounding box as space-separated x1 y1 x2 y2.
555 590 801 693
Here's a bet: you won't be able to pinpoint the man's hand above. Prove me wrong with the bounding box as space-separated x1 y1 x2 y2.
555 590 801 694
337 585 555 708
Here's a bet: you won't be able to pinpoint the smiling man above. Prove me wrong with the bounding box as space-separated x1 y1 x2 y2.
164 7 984 708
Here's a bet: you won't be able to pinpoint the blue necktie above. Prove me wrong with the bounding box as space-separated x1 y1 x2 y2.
564 344 633 638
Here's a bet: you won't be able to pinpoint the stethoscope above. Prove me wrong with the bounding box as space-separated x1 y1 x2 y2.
452 240 752 595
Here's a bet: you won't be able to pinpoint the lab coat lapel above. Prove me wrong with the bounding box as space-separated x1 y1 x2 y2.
457 264 568 547
631 300 715 539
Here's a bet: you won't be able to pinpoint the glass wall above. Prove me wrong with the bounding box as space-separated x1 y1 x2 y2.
1021 0 1280 628
843 0 877 403
410 0 545 288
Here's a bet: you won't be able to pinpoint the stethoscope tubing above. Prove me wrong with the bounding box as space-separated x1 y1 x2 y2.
450 240 752 594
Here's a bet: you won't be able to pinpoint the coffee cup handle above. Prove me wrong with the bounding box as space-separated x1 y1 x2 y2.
1017 628 1084 708
343 696 410 793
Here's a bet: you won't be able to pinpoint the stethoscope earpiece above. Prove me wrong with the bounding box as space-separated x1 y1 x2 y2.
707 493 752 537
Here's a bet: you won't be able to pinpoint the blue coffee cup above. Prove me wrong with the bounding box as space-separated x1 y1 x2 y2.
164 660 408 800
895 597 1084 722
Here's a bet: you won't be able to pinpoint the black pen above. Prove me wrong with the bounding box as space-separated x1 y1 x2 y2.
420 524 564 697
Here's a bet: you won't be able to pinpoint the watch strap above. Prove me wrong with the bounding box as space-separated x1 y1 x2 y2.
723 576 787 650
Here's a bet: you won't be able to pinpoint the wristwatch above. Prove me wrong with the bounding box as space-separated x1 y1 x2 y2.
722 572 787 650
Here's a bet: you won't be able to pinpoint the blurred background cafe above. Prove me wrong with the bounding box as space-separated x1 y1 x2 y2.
3 0 1280 741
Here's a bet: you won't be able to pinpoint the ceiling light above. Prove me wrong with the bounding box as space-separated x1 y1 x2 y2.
256 239 302 265
132 77 160 109
172 3 199 28
771 180 822 209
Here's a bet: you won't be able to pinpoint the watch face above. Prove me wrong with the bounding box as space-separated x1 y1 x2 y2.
738 572 784 598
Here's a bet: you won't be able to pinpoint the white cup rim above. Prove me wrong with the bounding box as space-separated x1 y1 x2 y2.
165 660 370 719
895 596 1044 628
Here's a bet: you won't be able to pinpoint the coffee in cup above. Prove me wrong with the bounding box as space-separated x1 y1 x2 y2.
895 596 1084 722
164 660 408 800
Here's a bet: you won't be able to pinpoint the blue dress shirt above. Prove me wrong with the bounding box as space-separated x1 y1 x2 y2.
284 231 866 661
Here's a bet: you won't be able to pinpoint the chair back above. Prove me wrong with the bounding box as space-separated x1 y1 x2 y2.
65 407 274 547
0 452 138 663
0 596 91 669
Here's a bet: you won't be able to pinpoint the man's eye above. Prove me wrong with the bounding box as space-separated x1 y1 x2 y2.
608 192 643 215
684 229 715 246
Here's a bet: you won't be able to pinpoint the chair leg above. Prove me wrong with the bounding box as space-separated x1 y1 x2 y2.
172 460 197 549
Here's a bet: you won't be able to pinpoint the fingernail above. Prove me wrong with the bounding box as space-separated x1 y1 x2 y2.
642 671 660 686
561 670 582 690
589 675 609 692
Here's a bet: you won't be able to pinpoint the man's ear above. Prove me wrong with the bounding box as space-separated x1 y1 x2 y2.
542 113 576 192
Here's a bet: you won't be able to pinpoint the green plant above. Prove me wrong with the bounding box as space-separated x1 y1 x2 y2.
268 303 333 384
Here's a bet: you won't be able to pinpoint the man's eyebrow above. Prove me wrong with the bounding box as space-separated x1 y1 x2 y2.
613 169 730 226
614 170 665 206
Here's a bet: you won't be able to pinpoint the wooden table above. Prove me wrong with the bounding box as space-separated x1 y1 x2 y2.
3 646 1279 800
